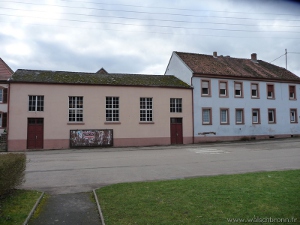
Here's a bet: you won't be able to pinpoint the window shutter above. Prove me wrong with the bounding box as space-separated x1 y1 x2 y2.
2 113 7 127
220 82 226 89
202 81 209 88
267 85 273 92
3 88 7 103
235 83 241 90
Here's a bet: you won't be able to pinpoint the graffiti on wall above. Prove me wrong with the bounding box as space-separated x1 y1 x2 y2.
70 129 113 147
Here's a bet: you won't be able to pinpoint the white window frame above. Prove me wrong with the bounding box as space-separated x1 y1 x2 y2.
202 108 212 125
201 80 211 96
268 109 276 124
251 83 259 98
170 98 182 113
220 108 229 124
106 97 119 122
234 82 243 98
140 97 153 122
290 109 298 123
235 109 244 124
68 96 83 122
267 84 275 99
252 109 260 124
219 81 228 97
29 95 44 112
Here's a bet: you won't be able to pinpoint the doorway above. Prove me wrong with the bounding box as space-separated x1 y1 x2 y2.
170 118 183 144
27 118 44 149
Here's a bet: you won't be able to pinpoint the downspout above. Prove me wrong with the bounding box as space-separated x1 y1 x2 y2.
7 81 10 151
191 76 195 144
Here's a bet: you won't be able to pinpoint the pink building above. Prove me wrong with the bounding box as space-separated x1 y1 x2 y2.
8 68 193 151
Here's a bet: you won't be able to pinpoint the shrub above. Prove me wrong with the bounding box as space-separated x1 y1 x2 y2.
0 154 26 196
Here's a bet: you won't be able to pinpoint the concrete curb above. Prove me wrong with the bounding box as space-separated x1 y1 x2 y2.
93 189 105 225
23 191 45 225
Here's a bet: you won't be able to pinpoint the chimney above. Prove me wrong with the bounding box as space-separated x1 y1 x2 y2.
213 51 217 58
251 53 257 62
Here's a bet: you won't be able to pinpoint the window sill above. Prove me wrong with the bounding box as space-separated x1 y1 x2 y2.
234 96 244 98
201 95 211 97
289 98 297 101
67 122 85 125
139 122 155 124
268 122 276 124
105 122 121 125
267 97 275 100
251 97 260 99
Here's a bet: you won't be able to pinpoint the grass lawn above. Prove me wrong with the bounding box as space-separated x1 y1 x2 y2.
0 189 42 225
96 170 300 225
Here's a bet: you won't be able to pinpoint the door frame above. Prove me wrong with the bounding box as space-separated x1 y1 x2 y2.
27 118 44 149
170 117 183 145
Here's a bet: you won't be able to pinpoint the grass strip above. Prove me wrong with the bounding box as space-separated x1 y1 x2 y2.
96 170 300 225
0 189 42 225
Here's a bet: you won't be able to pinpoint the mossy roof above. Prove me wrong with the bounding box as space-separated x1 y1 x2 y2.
11 69 191 88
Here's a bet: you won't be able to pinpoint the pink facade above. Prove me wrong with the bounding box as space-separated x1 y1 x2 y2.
8 83 193 151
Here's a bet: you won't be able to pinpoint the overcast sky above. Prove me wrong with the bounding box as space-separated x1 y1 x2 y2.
1 0 300 76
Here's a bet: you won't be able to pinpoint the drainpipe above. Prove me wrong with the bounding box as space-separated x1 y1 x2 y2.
191 76 195 144
7 81 10 151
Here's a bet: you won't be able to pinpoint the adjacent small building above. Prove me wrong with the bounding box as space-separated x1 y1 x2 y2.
8 68 193 151
0 58 13 134
165 51 300 142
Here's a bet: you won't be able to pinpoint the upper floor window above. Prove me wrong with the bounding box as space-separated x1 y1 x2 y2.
201 80 211 96
219 81 228 97
140 98 153 122
289 85 296 100
268 109 276 124
267 84 275 99
290 109 298 123
106 97 119 122
0 88 7 103
251 83 259 98
234 82 243 98
220 108 229 125
29 96 44 111
170 98 182 113
252 108 260 124
202 108 212 125
69 96 83 122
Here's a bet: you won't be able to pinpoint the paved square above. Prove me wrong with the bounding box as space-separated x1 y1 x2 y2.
21 138 300 194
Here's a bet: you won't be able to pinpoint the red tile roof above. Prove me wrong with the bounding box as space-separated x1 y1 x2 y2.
175 52 300 81
0 58 13 80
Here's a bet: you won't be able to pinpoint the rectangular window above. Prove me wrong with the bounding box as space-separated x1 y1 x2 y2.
170 98 182 113
252 108 260 124
268 109 276 124
202 108 212 125
267 84 275 99
220 108 229 124
69 96 83 122
106 97 119 121
0 88 7 103
219 81 228 97
235 109 244 124
201 80 211 96
234 82 243 98
290 109 298 123
29 96 44 111
289 85 296 100
251 83 259 98
140 98 153 122
0 113 7 127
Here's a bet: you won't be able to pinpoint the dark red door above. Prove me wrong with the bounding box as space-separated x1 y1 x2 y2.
27 118 44 149
170 118 183 145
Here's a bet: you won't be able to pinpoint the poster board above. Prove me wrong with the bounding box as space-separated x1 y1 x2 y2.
70 129 113 147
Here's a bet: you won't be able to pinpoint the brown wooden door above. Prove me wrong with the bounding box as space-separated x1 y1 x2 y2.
170 118 183 145
27 118 44 149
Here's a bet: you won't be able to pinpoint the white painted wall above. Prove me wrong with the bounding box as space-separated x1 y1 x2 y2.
165 52 193 85
192 77 300 137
